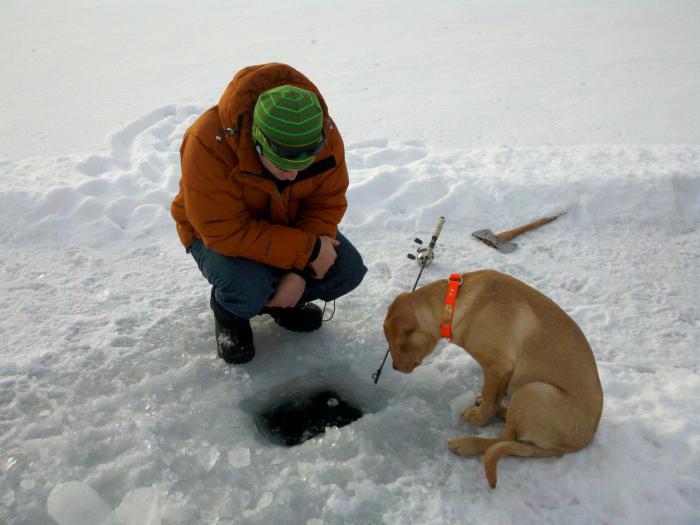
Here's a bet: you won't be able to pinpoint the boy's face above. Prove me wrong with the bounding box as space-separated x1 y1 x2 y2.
259 153 299 181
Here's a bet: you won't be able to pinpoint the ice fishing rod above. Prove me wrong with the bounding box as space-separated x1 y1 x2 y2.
372 216 446 384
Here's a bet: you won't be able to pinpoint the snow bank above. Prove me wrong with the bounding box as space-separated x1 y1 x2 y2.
2 105 697 249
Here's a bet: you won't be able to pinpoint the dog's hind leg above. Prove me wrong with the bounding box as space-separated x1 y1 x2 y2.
448 436 501 456
448 426 516 457
480 382 579 488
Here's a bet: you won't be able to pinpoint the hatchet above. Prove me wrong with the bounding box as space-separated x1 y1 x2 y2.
472 213 564 253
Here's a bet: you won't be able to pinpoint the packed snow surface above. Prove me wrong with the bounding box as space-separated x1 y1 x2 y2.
1 1 699 524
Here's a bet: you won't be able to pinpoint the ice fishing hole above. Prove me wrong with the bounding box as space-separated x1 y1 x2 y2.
242 370 388 447
258 389 362 446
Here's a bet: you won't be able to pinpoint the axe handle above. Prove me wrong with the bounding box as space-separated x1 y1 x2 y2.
497 214 563 241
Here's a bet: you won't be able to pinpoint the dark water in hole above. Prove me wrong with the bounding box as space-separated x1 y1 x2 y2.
258 389 363 446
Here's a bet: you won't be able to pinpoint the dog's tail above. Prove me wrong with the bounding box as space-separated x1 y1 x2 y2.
483 441 563 488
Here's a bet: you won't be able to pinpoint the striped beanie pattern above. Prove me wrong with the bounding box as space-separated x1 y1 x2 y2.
252 85 325 171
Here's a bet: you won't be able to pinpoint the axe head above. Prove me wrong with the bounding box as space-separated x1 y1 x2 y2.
472 229 518 253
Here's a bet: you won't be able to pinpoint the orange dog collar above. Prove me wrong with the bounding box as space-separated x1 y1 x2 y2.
441 274 463 339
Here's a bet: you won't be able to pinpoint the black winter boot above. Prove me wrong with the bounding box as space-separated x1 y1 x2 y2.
263 303 323 333
210 289 255 364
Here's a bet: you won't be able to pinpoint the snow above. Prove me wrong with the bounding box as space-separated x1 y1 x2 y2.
1 1 699 524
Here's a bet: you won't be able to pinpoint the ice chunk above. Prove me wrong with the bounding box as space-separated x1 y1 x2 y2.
47 481 113 525
20 478 36 490
107 487 160 525
1 490 15 507
195 446 220 471
228 448 251 468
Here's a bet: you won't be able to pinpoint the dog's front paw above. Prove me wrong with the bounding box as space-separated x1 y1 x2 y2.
461 407 490 427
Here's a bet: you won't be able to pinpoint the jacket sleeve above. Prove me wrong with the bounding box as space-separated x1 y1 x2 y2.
182 133 317 270
294 126 349 238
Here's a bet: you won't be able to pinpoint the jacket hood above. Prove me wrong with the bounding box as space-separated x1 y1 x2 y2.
217 63 329 136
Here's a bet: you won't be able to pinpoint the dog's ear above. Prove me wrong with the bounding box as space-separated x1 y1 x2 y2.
384 293 417 354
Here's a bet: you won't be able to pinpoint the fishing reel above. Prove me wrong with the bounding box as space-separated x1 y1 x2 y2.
407 238 435 267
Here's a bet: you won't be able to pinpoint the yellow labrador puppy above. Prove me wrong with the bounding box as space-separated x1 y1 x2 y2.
383 270 603 488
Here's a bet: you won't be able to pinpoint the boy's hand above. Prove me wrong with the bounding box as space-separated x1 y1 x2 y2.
266 272 306 308
309 235 340 279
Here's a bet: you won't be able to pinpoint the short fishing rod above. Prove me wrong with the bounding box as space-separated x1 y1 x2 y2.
372 216 445 384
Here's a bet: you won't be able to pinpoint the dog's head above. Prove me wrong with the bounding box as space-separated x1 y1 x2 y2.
383 292 439 374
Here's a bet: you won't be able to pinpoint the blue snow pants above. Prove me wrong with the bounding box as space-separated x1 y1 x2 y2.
189 232 367 319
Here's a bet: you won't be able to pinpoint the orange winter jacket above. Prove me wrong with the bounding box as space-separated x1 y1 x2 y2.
171 63 349 271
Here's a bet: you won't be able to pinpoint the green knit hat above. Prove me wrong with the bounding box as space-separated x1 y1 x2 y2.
252 85 325 171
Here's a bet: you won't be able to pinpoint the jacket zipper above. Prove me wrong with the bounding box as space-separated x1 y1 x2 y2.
240 170 288 210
